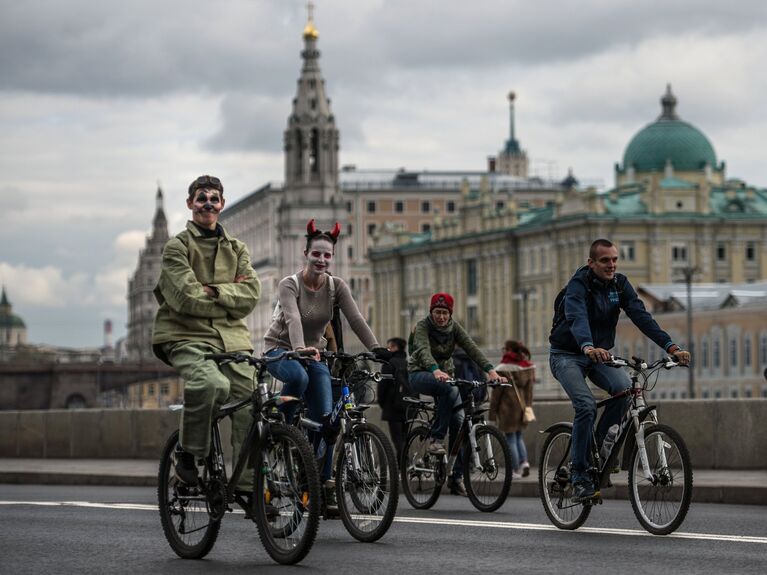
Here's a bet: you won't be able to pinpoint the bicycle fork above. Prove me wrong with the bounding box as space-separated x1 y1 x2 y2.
631 408 667 482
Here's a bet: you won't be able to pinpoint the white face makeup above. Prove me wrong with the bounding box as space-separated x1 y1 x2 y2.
305 238 334 275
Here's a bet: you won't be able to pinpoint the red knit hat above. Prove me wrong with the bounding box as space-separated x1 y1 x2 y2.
430 292 454 314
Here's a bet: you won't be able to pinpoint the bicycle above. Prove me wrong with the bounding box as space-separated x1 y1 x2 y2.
295 350 399 542
539 354 693 535
157 350 321 565
400 378 513 512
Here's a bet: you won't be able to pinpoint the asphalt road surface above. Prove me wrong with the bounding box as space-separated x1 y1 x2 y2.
1 485 765 574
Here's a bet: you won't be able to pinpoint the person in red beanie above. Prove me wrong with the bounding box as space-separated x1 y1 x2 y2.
407 292 505 494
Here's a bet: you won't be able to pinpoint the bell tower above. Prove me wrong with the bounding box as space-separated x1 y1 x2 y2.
278 3 347 278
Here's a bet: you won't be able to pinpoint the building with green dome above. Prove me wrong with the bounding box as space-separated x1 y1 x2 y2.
0 287 27 349
369 86 767 399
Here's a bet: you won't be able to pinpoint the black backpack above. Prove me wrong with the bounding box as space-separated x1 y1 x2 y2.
551 268 628 330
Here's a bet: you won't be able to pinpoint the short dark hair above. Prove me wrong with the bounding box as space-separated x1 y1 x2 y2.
589 238 614 260
188 175 224 198
387 337 407 352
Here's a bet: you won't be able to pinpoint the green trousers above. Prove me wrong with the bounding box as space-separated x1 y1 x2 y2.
163 341 255 489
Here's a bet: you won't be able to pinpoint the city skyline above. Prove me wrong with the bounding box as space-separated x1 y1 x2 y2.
2 0 766 347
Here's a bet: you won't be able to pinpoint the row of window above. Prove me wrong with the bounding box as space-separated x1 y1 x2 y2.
613 241 759 264
354 200 456 214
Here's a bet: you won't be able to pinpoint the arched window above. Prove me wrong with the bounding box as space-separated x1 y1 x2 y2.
701 336 709 369
713 339 721 368
744 334 752 369
729 337 738 369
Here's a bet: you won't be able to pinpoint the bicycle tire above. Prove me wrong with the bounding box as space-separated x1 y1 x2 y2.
400 426 444 509
335 423 399 542
463 424 512 512
538 425 591 530
253 423 321 565
628 423 692 535
158 430 221 559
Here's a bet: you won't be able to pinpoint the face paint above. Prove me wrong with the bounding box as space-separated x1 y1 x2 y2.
187 187 224 229
305 238 334 274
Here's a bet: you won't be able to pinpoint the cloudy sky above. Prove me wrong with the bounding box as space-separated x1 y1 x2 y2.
1 0 766 348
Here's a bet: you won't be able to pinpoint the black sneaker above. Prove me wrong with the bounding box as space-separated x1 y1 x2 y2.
173 446 199 485
448 477 468 497
572 481 597 503
323 480 339 516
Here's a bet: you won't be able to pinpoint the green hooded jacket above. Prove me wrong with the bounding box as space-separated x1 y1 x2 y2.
407 315 493 375
152 221 261 364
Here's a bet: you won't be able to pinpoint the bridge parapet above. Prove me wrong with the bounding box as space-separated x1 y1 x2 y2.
0 399 764 468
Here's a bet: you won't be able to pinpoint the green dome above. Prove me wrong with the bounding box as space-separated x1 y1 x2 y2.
0 314 25 328
622 86 716 173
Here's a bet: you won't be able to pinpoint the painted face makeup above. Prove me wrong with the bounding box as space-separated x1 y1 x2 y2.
305 238 334 274
187 188 224 229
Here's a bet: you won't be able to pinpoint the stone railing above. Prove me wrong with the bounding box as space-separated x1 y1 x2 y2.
1 399 765 469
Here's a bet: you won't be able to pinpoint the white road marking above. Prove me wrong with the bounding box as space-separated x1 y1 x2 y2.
1 501 765 544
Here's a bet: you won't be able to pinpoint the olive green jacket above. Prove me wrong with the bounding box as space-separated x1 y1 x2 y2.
407 316 493 375
152 221 261 364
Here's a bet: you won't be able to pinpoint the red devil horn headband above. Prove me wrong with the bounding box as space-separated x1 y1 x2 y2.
307 219 318 235
330 222 341 240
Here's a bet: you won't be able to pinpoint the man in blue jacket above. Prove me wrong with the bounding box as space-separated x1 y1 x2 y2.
548 239 690 502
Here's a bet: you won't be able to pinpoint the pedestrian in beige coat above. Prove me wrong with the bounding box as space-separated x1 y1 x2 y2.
489 340 535 478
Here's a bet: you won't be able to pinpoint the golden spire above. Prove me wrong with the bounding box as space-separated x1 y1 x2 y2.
303 1 319 39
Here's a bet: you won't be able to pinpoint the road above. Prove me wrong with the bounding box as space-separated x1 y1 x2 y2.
1 485 765 574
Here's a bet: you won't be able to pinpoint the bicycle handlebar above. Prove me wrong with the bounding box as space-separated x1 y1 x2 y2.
203 349 314 366
319 350 389 363
446 378 512 389
605 355 682 371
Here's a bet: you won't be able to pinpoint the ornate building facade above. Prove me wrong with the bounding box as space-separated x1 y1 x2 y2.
369 87 767 398
0 287 27 351
125 187 168 363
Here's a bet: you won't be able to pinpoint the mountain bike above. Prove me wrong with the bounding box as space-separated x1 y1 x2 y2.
295 350 399 542
400 378 513 512
539 354 693 535
158 350 321 565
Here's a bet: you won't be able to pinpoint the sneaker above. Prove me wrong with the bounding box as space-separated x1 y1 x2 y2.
448 477 468 497
521 462 531 477
511 471 523 480
572 481 597 503
427 438 447 456
173 445 199 485
323 480 339 514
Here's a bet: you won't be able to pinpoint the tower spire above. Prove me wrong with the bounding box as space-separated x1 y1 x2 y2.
151 183 169 242
659 83 679 121
303 1 319 40
505 91 520 153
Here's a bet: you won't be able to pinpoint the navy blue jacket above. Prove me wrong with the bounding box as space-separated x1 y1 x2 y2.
549 267 676 355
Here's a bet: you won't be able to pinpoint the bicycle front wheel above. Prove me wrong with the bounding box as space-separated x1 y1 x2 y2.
157 431 221 559
463 424 511 512
335 423 399 542
538 425 591 530
628 423 692 535
400 426 444 509
253 423 321 565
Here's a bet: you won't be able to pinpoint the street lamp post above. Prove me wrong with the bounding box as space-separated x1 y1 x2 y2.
681 266 697 399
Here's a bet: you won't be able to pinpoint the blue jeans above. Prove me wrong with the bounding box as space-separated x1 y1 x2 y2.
408 371 464 443
549 352 631 485
505 431 528 472
266 348 334 480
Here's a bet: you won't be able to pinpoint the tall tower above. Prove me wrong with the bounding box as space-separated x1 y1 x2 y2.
494 91 529 177
126 186 169 363
278 4 347 277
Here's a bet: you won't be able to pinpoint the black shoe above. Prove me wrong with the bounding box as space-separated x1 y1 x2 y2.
572 481 597 503
448 478 468 497
173 446 199 485
323 480 339 517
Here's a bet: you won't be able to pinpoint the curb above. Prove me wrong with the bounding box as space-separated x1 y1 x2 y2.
3 472 765 505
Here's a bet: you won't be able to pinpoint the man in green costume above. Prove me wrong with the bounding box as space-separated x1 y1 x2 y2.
152 174 261 488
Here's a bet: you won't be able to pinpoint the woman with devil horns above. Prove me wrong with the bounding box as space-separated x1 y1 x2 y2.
263 219 391 505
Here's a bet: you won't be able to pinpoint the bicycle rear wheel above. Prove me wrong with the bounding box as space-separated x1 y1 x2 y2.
253 423 321 565
463 424 511 512
336 423 399 542
400 426 444 509
538 425 591 530
628 423 692 535
158 430 221 559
